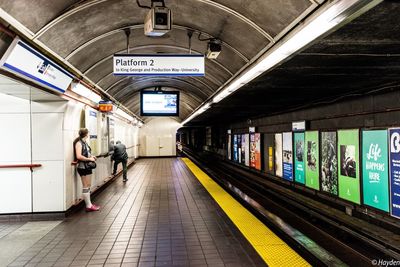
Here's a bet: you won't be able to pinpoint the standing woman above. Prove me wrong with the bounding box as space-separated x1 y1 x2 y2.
74 128 100 212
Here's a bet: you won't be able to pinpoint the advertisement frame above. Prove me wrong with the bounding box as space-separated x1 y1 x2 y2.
305 131 320 190
275 133 283 178
389 128 400 218
282 132 293 181
337 129 361 204
263 133 275 175
294 132 306 185
320 131 339 196
361 128 390 213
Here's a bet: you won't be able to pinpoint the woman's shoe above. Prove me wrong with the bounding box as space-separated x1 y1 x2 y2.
86 204 100 212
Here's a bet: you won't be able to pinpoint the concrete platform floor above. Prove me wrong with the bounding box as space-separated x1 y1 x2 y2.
1 158 265 267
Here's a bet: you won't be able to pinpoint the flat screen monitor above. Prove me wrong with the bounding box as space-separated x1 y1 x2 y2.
140 91 179 116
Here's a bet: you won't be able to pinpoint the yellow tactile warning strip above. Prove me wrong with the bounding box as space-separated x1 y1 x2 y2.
181 158 310 267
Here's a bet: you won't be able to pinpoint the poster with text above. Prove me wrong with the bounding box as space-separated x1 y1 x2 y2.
338 129 360 204
227 134 232 160
362 130 389 212
242 134 250 166
100 114 109 155
275 133 283 177
321 132 338 195
263 134 275 175
233 135 238 162
241 134 246 165
294 132 305 184
282 132 293 181
250 133 262 170
238 134 242 163
305 131 319 190
85 108 98 156
108 117 115 153
389 128 400 218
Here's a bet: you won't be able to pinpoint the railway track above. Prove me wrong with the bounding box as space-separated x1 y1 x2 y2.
183 148 400 266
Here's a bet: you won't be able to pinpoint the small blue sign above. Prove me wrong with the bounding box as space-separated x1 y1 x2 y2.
283 162 293 181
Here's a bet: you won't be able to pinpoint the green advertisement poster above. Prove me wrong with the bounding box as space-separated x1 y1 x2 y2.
294 133 305 184
338 129 360 204
362 130 389 212
305 131 319 190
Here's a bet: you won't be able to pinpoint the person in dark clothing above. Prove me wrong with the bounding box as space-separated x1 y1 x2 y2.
112 141 128 182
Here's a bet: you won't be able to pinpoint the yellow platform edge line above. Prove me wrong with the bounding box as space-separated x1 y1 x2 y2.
181 158 310 267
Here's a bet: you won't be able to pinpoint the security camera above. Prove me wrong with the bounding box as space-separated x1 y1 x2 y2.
206 39 222 59
144 6 172 37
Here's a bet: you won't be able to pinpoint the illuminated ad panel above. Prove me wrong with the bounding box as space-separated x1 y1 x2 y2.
362 130 389 212
305 131 319 190
282 132 293 181
389 128 400 218
321 131 338 195
338 129 360 204
294 132 305 184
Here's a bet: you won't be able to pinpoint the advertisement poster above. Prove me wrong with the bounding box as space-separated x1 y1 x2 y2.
85 108 98 156
263 134 275 175
275 133 283 177
389 128 400 218
238 134 242 163
294 132 305 184
108 117 115 153
245 134 250 166
338 129 360 204
305 131 319 190
233 135 238 162
362 130 389 212
241 134 250 166
282 132 293 181
250 133 262 170
100 114 109 155
228 134 231 160
321 132 338 195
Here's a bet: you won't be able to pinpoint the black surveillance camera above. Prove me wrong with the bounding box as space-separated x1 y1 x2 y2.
206 39 222 59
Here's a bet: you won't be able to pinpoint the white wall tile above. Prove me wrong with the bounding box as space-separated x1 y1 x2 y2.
31 101 67 113
0 169 32 213
0 93 30 113
32 161 64 212
0 114 31 163
32 113 64 161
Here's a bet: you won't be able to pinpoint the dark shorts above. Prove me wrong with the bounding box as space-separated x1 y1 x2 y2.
77 167 93 176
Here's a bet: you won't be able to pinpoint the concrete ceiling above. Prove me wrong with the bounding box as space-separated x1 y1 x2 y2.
0 0 322 121
189 0 400 125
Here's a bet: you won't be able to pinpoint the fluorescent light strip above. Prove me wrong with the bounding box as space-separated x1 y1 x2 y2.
71 82 102 103
115 108 134 122
182 0 381 124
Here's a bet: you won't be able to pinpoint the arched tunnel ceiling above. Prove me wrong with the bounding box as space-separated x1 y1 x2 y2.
189 1 400 126
0 0 320 121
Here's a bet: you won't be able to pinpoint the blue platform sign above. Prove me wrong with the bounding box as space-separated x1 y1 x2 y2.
0 37 73 93
389 128 400 218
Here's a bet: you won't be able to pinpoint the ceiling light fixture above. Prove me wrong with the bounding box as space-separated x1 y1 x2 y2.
71 82 102 103
115 107 134 122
